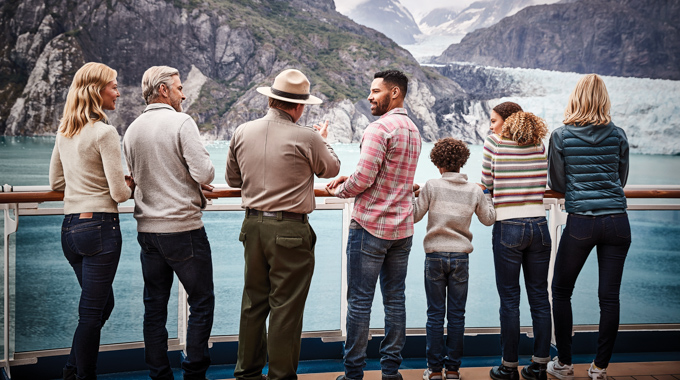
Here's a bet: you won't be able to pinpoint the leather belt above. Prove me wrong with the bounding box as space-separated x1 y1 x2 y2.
247 209 306 221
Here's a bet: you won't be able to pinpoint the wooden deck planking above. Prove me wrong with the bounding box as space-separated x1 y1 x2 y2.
222 361 680 380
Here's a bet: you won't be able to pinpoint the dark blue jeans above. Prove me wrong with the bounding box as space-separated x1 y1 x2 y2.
138 227 215 380
343 222 412 380
424 252 469 372
62 212 122 380
552 213 631 369
492 217 552 366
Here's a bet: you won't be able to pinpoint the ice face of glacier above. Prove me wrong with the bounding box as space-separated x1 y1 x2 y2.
434 63 680 155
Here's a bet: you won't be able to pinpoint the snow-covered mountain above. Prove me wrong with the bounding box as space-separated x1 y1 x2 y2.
344 0 422 45
419 0 562 43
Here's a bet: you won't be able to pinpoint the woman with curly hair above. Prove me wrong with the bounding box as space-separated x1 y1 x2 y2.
49 62 133 380
481 102 552 380
413 137 496 380
547 74 630 380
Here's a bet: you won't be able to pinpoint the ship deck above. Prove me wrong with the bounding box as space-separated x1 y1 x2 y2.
94 358 680 380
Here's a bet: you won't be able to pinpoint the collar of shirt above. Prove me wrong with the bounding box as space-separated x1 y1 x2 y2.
442 171 469 183
265 108 295 123
379 107 408 119
143 103 176 113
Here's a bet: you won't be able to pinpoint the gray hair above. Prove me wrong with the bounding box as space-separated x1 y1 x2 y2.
141 66 180 105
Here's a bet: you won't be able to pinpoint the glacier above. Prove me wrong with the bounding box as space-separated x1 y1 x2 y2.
431 64 680 155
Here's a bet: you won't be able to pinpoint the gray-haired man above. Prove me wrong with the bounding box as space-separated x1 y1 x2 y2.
123 66 215 380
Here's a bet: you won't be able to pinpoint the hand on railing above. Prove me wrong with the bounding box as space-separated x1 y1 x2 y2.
125 175 136 195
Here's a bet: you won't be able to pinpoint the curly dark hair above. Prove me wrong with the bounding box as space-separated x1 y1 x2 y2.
430 137 470 172
493 101 523 120
502 111 549 146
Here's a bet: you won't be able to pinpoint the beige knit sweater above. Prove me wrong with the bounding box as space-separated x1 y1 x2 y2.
49 121 131 214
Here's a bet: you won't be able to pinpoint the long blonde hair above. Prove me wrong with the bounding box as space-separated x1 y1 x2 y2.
58 62 117 137
563 74 612 126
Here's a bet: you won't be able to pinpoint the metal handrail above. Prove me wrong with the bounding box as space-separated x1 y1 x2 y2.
2 184 680 204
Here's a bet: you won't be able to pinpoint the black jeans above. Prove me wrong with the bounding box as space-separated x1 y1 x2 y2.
552 213 631 368
138 227 215 380
62 213 122 380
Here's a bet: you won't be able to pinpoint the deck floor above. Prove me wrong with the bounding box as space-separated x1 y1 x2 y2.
227 361 680 380
82 360 680 380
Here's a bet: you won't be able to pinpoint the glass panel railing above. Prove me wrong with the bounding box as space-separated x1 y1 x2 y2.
4 202 680 355
13 213 178 352
207 209 343 336
369 218 502 329
570 209 680 325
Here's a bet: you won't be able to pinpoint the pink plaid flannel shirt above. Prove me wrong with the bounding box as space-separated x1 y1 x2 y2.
336 108 422 240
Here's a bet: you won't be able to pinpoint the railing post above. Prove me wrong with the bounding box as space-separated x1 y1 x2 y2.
177 282 188 355
2 202 18 378
546 198 567 345
340 200 353 340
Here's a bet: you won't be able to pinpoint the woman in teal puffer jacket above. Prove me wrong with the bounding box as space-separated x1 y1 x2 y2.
546 74 631 380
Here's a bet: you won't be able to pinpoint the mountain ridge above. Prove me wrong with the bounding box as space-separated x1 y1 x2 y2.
433 0 680 80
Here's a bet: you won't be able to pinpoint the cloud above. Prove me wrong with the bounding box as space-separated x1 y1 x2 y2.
334 0 370 14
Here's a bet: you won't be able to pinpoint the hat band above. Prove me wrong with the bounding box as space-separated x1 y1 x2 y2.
271 87 310 100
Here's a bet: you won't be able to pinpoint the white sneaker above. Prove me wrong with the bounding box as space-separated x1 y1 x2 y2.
423 368 443 380
588 362 607 380
547 356 574 380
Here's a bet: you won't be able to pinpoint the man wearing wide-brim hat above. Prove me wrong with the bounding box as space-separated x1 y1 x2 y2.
226 68 341 380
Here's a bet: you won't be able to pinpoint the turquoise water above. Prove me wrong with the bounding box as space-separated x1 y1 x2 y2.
1 136 680 353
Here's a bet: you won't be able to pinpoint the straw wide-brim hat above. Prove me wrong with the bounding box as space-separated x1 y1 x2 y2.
257 69 322 105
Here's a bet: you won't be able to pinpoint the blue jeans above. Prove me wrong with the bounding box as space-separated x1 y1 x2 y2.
492 217 551 366
343 222 412 380
424 252 469 372
552 213 631 369
62 212 122 380
138 227 215 380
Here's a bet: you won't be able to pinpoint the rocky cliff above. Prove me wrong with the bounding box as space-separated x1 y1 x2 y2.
433 0 680 80
0 0 480 143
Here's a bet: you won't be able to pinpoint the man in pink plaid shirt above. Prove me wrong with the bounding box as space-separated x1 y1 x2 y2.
327 70 422 380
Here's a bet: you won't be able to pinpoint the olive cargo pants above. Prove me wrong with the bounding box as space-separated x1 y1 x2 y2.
234 212 316 380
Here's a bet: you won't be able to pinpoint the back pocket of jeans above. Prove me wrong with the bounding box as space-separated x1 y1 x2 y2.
567 216 594 240
70 221 103 257
538 221 552 247
425 257 444 281
451 259 469 282
157 231 194 262
611 214 631 239
276 236 302 248
360 229 390 257
500 221 524 248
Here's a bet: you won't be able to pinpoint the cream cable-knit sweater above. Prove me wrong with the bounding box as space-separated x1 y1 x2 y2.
413 172 496 254
49 121 131 214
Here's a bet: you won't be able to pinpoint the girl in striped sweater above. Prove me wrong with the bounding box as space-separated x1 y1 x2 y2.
482 102 552 380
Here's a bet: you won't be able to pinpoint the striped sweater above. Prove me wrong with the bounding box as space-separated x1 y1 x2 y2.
481 134 548 221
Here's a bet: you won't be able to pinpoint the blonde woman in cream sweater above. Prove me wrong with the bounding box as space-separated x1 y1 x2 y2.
49 62 133 380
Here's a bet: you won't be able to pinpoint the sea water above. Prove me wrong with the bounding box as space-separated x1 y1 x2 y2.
1 136 679 353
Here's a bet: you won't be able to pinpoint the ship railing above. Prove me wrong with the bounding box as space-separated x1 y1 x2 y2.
1 184 680 376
